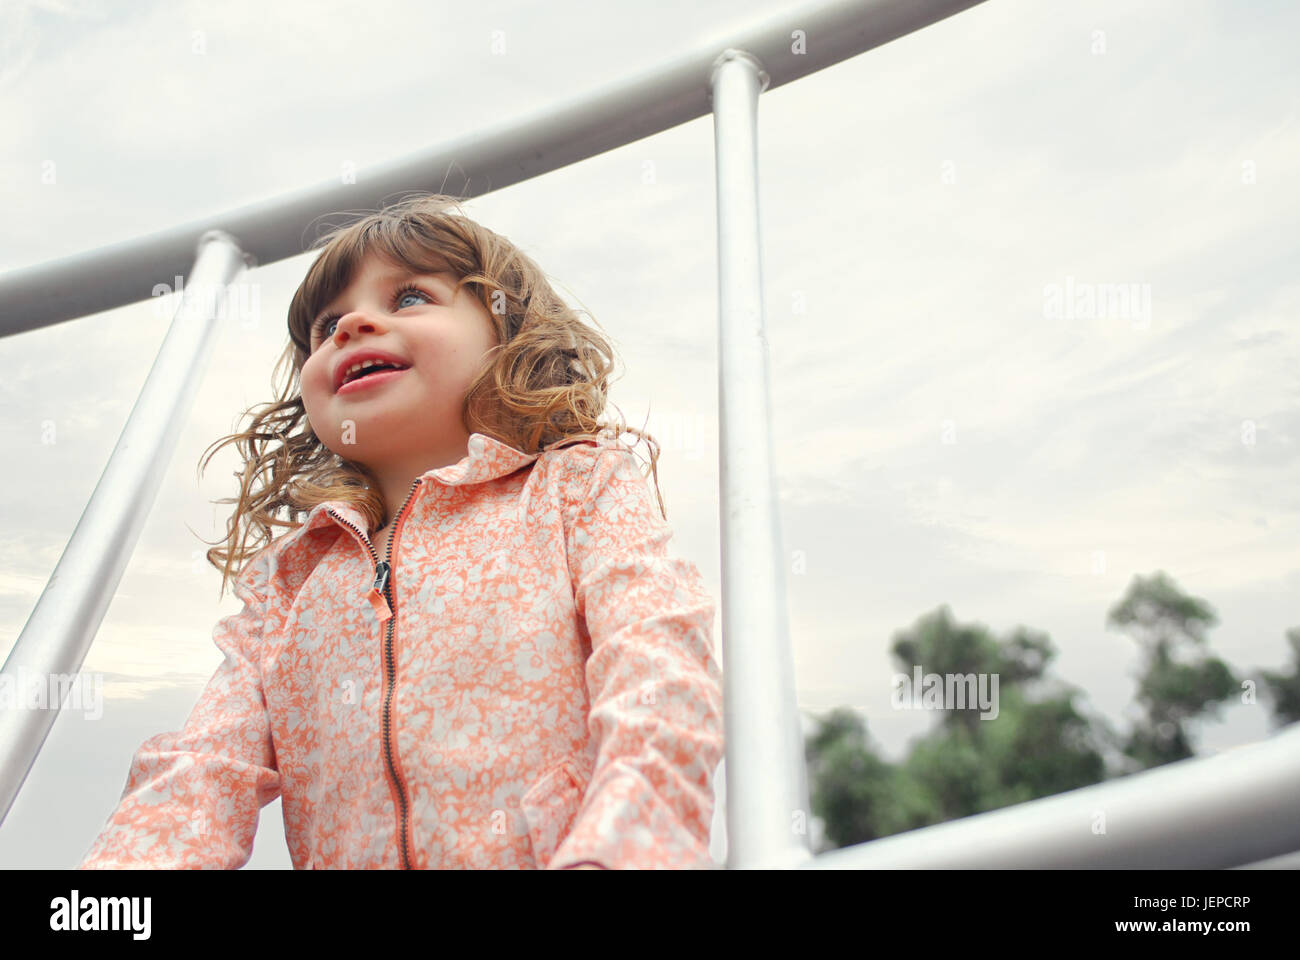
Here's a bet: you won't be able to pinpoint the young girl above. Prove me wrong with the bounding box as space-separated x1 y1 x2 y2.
76 194 725 870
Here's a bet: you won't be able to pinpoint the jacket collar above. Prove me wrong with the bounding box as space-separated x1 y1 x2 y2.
423 431 542 487
278 432 576 550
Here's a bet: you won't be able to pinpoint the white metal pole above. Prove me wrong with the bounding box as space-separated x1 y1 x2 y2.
0 232 249 827
711 48 812 870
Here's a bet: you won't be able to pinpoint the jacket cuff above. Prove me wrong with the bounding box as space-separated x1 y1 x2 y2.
548 766 715 870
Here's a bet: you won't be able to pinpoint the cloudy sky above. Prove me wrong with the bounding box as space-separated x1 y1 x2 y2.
1 0 1297 869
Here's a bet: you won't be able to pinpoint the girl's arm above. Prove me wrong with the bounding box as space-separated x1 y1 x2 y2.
549 444 726 870
77 551 281 869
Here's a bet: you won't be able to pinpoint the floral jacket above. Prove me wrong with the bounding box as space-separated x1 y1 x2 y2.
77 433 725 869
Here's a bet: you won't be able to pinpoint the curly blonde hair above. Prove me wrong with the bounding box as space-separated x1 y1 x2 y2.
198 193 664 598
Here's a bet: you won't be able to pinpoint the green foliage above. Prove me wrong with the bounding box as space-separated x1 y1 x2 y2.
1107 572 1238 771
805 570 1296 853
1258 627 1300 728
806 606 1115 851
803 709 904 846
979 686 1109 803
1105 570 1219 654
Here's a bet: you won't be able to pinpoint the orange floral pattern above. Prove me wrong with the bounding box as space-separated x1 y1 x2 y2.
77 433 725 869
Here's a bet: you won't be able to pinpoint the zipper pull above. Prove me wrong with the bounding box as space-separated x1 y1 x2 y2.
367 561 392 623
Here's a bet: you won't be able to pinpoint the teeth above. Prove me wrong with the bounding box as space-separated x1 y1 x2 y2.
342 358 404 383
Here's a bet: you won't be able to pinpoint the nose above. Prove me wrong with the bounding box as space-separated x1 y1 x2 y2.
330 309 387 346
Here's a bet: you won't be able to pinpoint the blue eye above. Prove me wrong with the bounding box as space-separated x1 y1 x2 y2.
311 284 434 346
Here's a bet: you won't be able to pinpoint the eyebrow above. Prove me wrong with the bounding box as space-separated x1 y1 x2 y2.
313 267 455 329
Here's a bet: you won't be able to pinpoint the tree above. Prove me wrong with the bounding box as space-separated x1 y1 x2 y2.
807 574 1274 855
888 607 1111 815
1106 572 1238 770
803 708 906 848
805 605 1114 851
1258 626 1300 729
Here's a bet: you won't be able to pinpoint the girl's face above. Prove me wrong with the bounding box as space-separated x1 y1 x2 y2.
299 251 499 474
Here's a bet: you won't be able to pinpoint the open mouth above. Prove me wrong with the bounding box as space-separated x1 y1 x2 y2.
337 364 410 394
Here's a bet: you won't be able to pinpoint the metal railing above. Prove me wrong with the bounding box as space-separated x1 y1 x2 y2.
2 0 1294 869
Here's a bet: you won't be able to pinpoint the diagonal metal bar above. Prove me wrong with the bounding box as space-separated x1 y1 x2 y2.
0 0 989 339
0 232 248 827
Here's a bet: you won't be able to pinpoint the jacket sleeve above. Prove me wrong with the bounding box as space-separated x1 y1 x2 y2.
77 549 282 869
548 444 725 870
